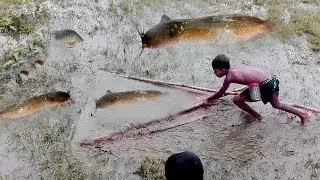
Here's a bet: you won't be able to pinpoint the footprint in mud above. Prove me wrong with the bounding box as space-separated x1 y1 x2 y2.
239 111 263 124
216 123 264 160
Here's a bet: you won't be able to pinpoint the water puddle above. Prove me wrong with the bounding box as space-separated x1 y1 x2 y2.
72 70 202 142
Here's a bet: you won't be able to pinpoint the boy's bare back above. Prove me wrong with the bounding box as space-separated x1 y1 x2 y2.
226 66 271 85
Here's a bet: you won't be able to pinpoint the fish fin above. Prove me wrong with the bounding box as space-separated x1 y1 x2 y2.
161 15 171 23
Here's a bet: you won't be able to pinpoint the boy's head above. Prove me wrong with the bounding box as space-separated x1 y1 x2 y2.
211 54 230 77
165 151 204 180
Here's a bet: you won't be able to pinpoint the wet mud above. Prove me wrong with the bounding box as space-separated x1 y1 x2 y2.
0 0 319 179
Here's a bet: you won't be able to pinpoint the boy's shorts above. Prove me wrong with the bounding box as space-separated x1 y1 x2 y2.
240 76 280 104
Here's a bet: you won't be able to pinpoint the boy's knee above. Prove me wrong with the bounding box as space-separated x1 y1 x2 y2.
233 96 244 105
271 102 281 109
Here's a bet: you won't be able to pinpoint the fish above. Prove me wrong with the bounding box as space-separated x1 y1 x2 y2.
137 14 275 55
0 91 71 119
95 90 167 109
90 90 167 116
41 29 84 48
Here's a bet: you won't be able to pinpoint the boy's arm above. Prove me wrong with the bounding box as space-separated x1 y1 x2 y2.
206 79 231 102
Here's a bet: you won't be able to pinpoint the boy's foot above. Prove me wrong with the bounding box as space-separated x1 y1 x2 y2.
240 112 262 123
301 112 311 126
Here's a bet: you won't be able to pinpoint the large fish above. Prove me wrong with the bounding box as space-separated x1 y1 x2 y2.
137 14 274 55
90 90 167 116
95 90 167 109
41 29 84 48
0 91 71 119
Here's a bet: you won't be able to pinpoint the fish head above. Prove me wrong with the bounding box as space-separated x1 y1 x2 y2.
54 29 83 44
138 15 180 56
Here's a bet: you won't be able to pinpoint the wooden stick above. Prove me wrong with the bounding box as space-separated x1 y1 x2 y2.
114 73 240 95
80 102 207 148
233 86 247 92
287 103 320 113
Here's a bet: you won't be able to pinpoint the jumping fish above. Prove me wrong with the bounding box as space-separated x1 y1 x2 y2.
95 90 167 109
0 91 71 119
41 29 83 48
137 14 275 55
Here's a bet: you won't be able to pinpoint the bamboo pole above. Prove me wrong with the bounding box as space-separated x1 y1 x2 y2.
114 73 240 95
80 102 207 148
288 103 320 113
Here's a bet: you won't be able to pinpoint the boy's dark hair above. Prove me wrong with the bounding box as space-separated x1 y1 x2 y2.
165 151 204 180
211 54 230 69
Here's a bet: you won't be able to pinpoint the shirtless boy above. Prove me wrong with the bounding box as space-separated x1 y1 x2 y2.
204 54 310 126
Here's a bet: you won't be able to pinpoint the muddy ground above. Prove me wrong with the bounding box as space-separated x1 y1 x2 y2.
0 0 320 179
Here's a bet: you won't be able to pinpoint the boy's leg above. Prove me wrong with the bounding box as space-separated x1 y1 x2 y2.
233 93 262 120
270 94 310 126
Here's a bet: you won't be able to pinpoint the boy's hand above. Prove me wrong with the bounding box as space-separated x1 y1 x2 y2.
203 98 219 107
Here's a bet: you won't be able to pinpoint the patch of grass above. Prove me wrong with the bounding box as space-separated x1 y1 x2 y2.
107 0 168 16
291 11 320 51
267 7 320 51
107 0 117 16
0 0 32 5
4 113 87 179
121 0 131 14
267 7 296 38
0 11 36 35
135 156 166 180
1 36 48 73
0 175 9 180
253 0 299 6
139 0 167 6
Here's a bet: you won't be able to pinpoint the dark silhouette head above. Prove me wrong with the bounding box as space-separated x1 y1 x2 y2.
211 54 230 69
165 151 204 180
